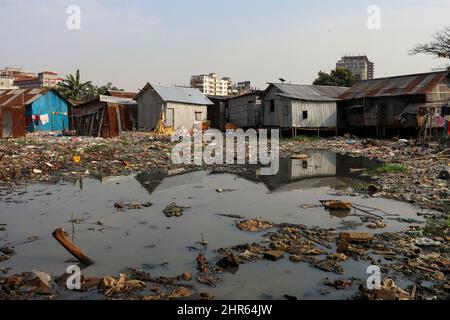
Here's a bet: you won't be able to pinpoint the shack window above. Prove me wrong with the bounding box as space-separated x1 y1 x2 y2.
270 100 275 113
303 110 308 119
195 112 203 121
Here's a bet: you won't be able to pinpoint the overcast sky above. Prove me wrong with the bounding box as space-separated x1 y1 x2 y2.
1 0 449 91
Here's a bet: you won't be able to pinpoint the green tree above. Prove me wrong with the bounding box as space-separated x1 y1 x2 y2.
57 70 92 102
97 82 121 95
313 68 360 87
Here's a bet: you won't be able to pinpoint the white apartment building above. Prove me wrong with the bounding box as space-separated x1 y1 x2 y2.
336 55 375 80
0 77 18 90
191 73 230 96
14 71 63 89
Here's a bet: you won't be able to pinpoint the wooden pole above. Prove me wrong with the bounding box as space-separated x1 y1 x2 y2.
52 228 94 265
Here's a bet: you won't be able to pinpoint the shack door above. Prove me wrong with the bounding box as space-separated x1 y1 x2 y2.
166 108 174 128
115 107 122 133
2 111 13 138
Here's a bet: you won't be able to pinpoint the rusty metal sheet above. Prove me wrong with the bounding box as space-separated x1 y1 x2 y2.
107 90 137 99
0 105 26 138
339 71 449 100
0 88 49 108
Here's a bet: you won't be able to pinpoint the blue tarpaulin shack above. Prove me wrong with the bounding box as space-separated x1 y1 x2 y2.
0 88 70 133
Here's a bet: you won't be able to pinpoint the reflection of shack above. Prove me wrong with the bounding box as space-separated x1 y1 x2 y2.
135 171 166 195
259 152 379 191
339 71 450 138
73 94 137 138
261 152 337 190
135 171 206 195
289 152 337 180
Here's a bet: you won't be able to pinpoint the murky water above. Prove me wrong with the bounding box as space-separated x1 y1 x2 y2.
0 151 436 300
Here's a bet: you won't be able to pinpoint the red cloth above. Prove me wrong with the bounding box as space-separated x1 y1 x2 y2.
33 115 40 126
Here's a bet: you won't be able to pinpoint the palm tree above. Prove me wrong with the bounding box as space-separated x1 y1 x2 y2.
57 70 92 102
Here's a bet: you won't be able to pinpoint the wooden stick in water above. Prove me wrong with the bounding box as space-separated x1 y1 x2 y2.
52 228 94 265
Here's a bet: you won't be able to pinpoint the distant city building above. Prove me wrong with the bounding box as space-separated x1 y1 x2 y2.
1 67 63 89
0 67 27 89
0 77 18 90
191 73 230 96
336 56 375 80
14 71 63 89
0 67 35 79
191 73 254 96
233 81 252 95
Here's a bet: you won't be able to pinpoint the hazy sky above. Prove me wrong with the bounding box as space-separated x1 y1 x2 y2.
1 0 449 91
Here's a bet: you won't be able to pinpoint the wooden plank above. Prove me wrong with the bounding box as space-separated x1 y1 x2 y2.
52 228 94 265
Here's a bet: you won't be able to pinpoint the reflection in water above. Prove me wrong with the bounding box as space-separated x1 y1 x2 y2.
0 151 432 300
133 151 380 195
135 171 167 194
261 151 379 192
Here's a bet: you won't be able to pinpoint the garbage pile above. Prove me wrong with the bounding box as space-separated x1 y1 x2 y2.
0 132 177 186
216 213 450 300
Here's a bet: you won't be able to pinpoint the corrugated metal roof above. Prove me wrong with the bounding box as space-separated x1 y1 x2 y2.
227 90 263 101
269 83 349 102
0 88 50 108
137 83 213 105
107 90 137 99
99 95 137 105
339 71 450 100
152 84 213 105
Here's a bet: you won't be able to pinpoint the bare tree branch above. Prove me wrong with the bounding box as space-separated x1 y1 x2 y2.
410 26 450 66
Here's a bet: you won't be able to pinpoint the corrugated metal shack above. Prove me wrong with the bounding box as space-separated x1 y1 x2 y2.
206 95 229 130
106 90 138 130
261 83 348 135
0 88 69 138
0 103 25 138
73 94 137 138
339 71 450 137
227 91 263 128
136 83 212 131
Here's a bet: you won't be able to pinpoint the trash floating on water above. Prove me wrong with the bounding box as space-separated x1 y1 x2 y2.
236 218 274 232
320 200 352 211
163 202 189 217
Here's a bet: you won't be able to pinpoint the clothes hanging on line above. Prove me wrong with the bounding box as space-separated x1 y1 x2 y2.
32 115 40 126
51 112 68 116
442 121 450 140
40 114 49 125
433 114 445 127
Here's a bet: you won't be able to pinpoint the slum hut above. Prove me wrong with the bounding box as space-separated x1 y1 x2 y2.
261 83 348 136
0 88 69 137
0 90 26 138
227 91 263 129
135 83 212 131
338 71 450 138
72 95 136 138
105 90 138 130
206 95 229 131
